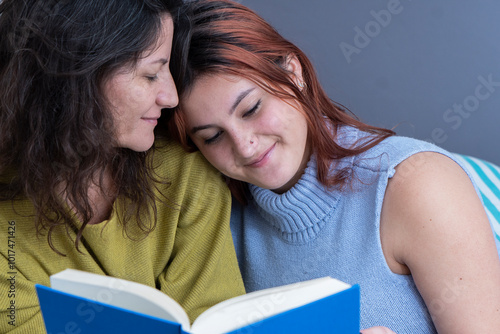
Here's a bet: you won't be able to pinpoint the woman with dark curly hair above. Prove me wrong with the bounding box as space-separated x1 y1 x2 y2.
0 0 244 331
170 1 500 333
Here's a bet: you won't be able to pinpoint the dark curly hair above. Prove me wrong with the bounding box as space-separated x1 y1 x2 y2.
0 0 185 252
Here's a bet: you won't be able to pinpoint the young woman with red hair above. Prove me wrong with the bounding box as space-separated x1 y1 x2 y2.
169 0 500 333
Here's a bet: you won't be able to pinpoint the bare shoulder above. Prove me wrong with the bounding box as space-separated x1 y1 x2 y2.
380 152 500 332
386 151 475 199
383 151 487 232
381 151 491 269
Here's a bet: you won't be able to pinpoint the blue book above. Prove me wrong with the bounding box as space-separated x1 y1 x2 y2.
35 269 359 333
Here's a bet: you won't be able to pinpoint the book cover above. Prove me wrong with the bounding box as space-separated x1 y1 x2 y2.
35 270 360 333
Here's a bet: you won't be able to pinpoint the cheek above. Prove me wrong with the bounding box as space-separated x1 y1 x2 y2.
115 78 150 108
200 146 230 171
260 100 298 132
128 86 149 107
278 107 308 136
261 111 292 134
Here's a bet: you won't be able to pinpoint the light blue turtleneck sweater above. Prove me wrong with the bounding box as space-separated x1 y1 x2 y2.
230 126 500 333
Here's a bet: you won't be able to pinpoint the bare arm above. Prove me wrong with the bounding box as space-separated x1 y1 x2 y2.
380 152 500 333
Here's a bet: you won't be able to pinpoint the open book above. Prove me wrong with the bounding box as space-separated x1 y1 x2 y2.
35 269 359 334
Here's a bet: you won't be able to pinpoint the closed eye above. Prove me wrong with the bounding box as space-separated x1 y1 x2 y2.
243 100 261 118
146 75 158 82
205 131 223 145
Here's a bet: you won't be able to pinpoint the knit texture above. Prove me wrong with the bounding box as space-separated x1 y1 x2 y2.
231 126 500 334
0 140 245 333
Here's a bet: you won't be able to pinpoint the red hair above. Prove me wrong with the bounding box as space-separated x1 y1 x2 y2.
169 0 394 204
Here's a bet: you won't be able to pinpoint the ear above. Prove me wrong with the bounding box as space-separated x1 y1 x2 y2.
285 54 305 89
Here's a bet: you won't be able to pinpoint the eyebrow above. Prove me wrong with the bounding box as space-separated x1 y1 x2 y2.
150 58 169 65
191 87 255 135
230 87 254 114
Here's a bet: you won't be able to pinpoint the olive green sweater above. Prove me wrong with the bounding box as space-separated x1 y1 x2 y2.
0 141 245 333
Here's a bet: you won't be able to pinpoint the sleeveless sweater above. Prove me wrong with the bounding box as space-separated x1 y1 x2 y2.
231 126 500 333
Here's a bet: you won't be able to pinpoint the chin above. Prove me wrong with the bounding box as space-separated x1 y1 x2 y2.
121 139 155 152
118 133 155 152
133 143 154 152
132 146 153 152
259 179 289 192
267 174 297 193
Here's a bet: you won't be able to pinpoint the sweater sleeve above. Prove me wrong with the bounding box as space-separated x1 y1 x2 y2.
0 240 45 333
0 143 245 331
154 146 246 322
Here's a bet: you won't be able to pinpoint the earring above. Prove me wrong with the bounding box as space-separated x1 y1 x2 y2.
297 81 305 90
250 140 254 144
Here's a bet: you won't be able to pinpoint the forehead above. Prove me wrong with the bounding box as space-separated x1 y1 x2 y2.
131 14 174 68
180 74 253 127
193 73 243 91
183 74 249 106
156 14 174 46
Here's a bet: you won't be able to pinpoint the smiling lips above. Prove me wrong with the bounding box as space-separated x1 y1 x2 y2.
142 116 160 125
246 143 276 168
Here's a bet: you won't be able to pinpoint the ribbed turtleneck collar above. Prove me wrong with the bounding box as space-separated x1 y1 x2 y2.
247 125 363 241
248 156 340 236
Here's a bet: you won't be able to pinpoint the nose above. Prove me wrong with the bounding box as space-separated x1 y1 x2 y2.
156 72 179 108
231 130 257 159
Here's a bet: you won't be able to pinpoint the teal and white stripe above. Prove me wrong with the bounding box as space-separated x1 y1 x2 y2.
454 154 500 242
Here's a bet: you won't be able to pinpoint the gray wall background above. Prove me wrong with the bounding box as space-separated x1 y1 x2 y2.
242 0 500 165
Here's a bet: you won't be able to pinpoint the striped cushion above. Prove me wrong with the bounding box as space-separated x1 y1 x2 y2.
454 154 500 242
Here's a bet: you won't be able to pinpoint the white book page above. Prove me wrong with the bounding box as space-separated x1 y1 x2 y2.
191 277 350 334
50 269 191 331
